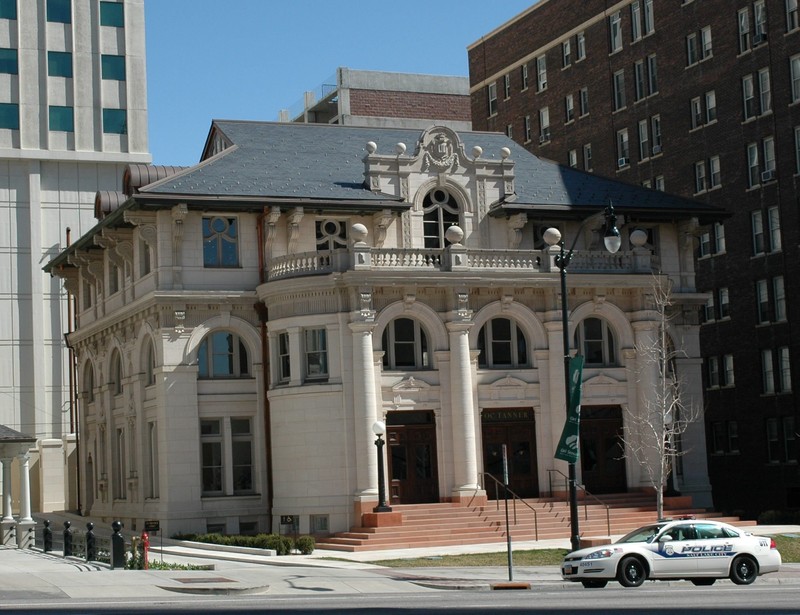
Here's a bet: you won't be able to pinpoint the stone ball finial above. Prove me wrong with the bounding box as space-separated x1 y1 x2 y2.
472 145 483 159
630 229 648 248
543 227 562 246
365 141 377 154
395 142 406 155
445 225 464 245
351 223 368 243
500 147 511 160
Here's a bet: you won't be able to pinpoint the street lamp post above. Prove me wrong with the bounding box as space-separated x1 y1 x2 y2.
372 420 392 513
544 203 621 552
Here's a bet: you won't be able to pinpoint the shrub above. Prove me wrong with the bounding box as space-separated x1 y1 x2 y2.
295 535 315 555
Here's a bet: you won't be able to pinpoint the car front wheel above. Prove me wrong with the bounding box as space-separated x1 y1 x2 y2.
730 555 758 585
617 556 647 587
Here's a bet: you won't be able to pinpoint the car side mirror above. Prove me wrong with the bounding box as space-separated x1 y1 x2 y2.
659 534 673 542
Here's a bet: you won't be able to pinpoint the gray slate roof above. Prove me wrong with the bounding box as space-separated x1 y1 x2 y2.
0 424 36 442
138 121 723 219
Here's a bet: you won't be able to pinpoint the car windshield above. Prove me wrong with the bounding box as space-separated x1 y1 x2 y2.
616 524 667 544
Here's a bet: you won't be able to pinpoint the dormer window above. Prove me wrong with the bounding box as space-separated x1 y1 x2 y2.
316 219 347 251
422 189 459 249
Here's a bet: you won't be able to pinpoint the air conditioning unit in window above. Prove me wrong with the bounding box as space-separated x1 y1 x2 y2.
618 157 630 168
539 128 551 143
651 145 662 155
761 170 775 182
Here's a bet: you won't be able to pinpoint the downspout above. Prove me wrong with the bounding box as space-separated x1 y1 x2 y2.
65 227 81 513
256 211 274 532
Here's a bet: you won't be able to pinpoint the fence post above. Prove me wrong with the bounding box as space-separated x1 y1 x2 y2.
110 521 125 569
43 520 52 552
85 522 96 562
63 521 72 557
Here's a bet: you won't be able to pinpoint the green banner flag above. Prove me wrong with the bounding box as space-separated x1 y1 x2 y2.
555 356 584 463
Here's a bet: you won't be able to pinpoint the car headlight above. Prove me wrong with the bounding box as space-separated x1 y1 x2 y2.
585 549 614 560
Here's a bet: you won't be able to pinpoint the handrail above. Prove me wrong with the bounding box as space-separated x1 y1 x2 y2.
480 472 538 541
546 468 611 538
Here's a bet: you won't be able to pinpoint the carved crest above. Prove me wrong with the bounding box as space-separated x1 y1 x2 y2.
421 129 460 172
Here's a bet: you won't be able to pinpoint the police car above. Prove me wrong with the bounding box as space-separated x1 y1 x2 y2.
561 518 781 588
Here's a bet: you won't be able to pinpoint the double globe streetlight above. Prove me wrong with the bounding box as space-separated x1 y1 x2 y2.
543 203 621 552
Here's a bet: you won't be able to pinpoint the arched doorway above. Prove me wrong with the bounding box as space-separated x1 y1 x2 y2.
481 408 539 498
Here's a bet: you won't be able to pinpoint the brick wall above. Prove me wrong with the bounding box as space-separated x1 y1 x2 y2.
349 90 471 121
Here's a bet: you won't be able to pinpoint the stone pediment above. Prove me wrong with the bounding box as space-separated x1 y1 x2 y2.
487 374 528 389
483 374 536 402
385 376 436 409
583 373 621 386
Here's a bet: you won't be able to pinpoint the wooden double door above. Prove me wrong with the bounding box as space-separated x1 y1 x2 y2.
481 408 539 499
579 405 627 494
386 411 439 505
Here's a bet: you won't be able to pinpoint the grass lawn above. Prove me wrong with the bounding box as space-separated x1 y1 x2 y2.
365 534 800 568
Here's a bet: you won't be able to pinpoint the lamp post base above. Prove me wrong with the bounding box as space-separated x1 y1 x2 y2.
362 511 402 527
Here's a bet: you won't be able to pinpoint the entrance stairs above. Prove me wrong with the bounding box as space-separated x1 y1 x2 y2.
315 493 754 552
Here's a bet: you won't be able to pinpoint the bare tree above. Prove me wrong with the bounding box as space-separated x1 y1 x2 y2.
623 275 703 520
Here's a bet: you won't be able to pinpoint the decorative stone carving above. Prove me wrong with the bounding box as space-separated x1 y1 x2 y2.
372 210 392 247
421 130 460 173
265 206 281 258
287 208 304 253
508 213 527 249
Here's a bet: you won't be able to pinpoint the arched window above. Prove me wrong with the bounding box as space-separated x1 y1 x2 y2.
198 331 250 378
575 317 617 366
382 318 429 370
110 350 123 395
144 339 156 386
83 363 95 402
422 188 459 248
478 318 528 368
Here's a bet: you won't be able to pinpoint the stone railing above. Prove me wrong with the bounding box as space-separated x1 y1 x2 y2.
266 245 656 281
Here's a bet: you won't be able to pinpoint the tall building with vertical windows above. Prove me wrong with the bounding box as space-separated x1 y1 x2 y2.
469 0 800 516
0 0 149 513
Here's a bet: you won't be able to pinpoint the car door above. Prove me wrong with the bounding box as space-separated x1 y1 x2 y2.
650 524 698 577
692 523 735 575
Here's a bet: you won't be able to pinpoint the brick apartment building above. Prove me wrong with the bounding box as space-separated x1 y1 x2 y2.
469 0 800 516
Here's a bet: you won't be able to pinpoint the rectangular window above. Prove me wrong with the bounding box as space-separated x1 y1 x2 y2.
562 40 572 67
114 427 126 500
0 0 17 19
565 94 574 122
231 418 253 493
718 287 730 319
100 1 124 27
775 276 787 321
631 1 642 41
583 143 592 171
146 421 159 499
610 12 622 52
503 73 511 99
747 142 760 187
723 354 735 386
47 0 71 23
524 115 531 142
536 55 547 90
505 123 513 138
706 90 717 122
647 55 658 94
707 356 719 387
703 295 715 322
789 0 800 31
521 64 529 90
638 119 649 159
643 0 654 34
304 329 328 380
686 33 698 66
0 102 19 130
712 422 725 454
757 279 770 323
650 115 661 151
691 97 702 129
487 82 497 115
617 128 629 166
785 417 797 461
728 422 740 454
568 149 577 167
278 332 290 382
47 51 73 77
752 210 765 254
49 105 74 132
613 70 626 110
102 108 127 134
762 136 776 177
203 216 239 267
694 161 707 193
634 60 645 101
792 55 800 103
767 418 780 462
763 348 776 393
739 8 751 53
768 206 782 252
743 74 756 119
579 87 589 116
698 232 710 257
654 175 665 191
0 47 17 74
201 419 223 494
700 26 712 59
796 127 800 174
577 31 586 60
539 107 550 142
709 156 721 188
758 68 771 114
754 0 768 41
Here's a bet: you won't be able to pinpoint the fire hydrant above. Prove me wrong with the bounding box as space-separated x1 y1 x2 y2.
140 531 150 570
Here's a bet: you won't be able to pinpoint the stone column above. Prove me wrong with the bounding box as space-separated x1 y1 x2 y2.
16 453 35 548
447 321 481 500
350 322 379 509
631 320 660 491
1 458 14 546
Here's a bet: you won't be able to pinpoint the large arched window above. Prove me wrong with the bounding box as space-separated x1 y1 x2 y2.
382 318 429 370
83 362 95 402
109 350 123 396
422 188 459 248
198 331 250 379
575 317 617 366
144 339 156 386
478 318 528 368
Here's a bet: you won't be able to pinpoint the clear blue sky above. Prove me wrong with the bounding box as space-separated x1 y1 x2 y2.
144 1 535 166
